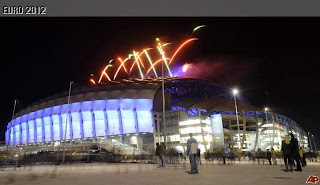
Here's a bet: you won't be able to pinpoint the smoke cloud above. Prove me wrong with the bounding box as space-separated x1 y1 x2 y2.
181 57 256 82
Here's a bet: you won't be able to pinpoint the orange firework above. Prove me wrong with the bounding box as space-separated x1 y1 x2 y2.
133 51 144 78
144 49 158 77
95 28 201 83
98 60 113 83
129 49 152 73
146 58 171 75
169 38 198 64
157 43 173 77
90 79 96 84
113 57 130 80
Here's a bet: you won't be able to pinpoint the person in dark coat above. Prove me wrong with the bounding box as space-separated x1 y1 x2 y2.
220 148 227 164
281 135 293 172
248 151 253 161
160 142 166 167
155 143 162 168
302 149 307 166
266 149 272 165
256 148 263 164
290 133 302 171
299 147 306 167
196 148 201 165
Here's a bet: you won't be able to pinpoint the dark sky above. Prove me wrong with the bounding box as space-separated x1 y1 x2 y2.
0 18 319 148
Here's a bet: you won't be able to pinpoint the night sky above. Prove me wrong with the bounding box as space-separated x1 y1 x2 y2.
1 18 319 148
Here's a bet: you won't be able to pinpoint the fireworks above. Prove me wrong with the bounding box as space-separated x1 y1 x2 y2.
98 60 113 83
92 26 204 84
192 25 207 33
182 63 191 72
182 63 200 73
90 79 96 84
168 38 198 65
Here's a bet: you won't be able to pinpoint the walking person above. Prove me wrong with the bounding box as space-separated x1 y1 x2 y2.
196 148 201 165
271 148 277 165
299 148 305 167
257 148 262 164
303 149 307 166
248 151 253 161
155 143 162 168
221 148 227 164
281 135 293 172
160 142 166 167
237 151 242 163
290 133 302 171
266 149 272 165
186 133 198 174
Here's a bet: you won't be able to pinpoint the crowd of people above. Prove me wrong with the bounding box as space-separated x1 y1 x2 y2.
155 133 201 174
154 132 319 174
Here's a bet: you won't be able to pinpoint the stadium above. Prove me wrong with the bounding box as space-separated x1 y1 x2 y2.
4 77 309 157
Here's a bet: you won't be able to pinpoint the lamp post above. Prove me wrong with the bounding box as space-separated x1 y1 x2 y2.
312 135 317 151
8 99 17 147
232 89 241 151
162 55 166 146
307 132 313 151
6 99 17 164
62 81 73 163
265 107 271 148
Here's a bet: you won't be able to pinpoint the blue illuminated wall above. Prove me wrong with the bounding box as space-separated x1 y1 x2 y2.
6 98 154 145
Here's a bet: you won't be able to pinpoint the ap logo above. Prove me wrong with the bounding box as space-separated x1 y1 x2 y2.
306 175 319 184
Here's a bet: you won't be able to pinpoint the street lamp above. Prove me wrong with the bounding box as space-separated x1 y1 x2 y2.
264 107 271 147
8 99 17 147
162 51 166 146
232 89 241 150
62 81 73 163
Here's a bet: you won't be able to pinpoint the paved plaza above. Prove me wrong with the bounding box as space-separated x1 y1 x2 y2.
0 161 319 185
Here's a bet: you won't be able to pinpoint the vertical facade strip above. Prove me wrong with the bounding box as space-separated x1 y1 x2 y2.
79 110 84 138
91 109 96 137
134 108 139 133
41 116 45 142
50 113 54 142
69 111 73 140
103 108 108 136
118 108 123 134
59 113 63 141
26 115 30 144
13 122 16 145
33 118 37 143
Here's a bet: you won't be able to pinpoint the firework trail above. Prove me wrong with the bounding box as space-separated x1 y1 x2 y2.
113 57 130 80
146 58 170 75
90 79 96 84
129 50 151 73
157 42 173 77
182 63 200 73
133 51 144 78
98 59 113 83
93 26 204 84
169 38 198 64
192 25 207 33
144 49 158 77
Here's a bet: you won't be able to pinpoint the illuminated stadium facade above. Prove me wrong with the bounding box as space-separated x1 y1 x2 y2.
5 77 309 154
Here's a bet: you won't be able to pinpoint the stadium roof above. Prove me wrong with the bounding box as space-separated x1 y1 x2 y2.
14 77 252 118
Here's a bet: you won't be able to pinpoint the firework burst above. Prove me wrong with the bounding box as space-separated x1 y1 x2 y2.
92 26 205 84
